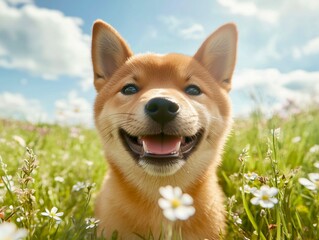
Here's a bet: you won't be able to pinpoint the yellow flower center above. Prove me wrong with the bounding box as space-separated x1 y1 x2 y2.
262 195 270 201
171 198 181 208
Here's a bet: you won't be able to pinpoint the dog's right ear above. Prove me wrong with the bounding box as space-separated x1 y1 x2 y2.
92 20 133 91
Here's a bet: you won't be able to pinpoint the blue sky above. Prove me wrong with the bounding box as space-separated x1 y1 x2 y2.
0 0 319 125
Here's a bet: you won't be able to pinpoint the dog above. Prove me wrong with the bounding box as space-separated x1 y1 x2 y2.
91 19 237 239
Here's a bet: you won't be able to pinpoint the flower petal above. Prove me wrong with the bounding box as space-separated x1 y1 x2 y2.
163 208 176 221
250 197 260 205
158 198 171 209
308 173 319 183
260 200 274 208
0 222 16 235
175 206 195 220
260 185 270 193
51 207 58 214
299 178 317 190
173 187 182 198
53 216 61 221
12 229 28 239
159 186 174 200
181 193 193 205
56 212 64 217
252 189 261 198
269 187 279 197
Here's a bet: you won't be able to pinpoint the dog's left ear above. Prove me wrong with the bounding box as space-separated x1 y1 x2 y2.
194 23 238 92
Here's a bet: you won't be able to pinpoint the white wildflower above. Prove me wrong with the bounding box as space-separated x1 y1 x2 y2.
72 182 95 192
271 128 281 140
1 175 15 191
84 160 93 167
16 217 24 223
72 182 86 192
85 218 100 229
158 185 195 221
244 172 259 181
12 135 26 147
240 184 257 194
228 195 237 204
314 162 319 169
291 136 301 143
299 173 319 191
310 145 319 153
233 214 242 225
54 176 65 183
250 185 279 209
41 207 64 222
0 222 28 240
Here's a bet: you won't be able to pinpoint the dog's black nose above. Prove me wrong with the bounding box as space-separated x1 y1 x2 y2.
145 97 180 125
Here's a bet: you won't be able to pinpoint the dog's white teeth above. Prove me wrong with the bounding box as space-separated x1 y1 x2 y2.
142 141 149 153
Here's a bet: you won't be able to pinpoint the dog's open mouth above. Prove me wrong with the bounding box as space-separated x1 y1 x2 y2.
119 129 202 162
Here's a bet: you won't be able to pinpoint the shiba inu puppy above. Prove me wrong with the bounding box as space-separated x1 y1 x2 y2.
92 20 237 239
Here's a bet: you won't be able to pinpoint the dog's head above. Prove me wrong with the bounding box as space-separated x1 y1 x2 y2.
92 20 237 179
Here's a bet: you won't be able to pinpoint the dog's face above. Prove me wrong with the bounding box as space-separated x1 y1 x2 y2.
92 21 237 178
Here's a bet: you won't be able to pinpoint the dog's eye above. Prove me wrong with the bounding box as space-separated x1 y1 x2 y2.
121 84 139 95
185 85 202 96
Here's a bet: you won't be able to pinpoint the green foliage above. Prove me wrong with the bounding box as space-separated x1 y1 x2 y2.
0 107 318 239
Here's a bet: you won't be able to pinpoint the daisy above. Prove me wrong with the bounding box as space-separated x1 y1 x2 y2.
291 136 301 143
232 214 242 225
250 185 279 208
158 185 195 221
0 222 27 240
309 145 319 153
72 182 86 192
54 176 65 183
271 128 281 140
244 172 259 181
299 173 319 191
85 218 100 229
240 184 257 194
41 207 64 222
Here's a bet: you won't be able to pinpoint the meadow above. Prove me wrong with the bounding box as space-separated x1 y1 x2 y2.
0 103 318 240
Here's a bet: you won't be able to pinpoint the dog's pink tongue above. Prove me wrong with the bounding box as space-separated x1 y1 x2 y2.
142 135 182 155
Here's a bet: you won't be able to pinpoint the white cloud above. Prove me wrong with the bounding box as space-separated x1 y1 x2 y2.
179 24 205 40
55 91 93 126
231 68 319 116
0 0 92 89
4 0 33 5
301 38 319 55
158 16 205 40
0 92 47 122
217 0 319 25
217 0 279 24
293 36 319 59
254 37 281 63
159 16 181 31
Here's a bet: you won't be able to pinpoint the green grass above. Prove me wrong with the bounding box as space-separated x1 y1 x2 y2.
0 107 319 239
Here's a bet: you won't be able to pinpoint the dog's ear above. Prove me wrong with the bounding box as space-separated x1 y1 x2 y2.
92 20 133 91
194 23 237 92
